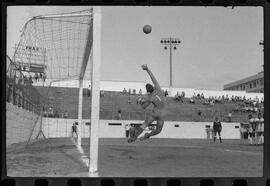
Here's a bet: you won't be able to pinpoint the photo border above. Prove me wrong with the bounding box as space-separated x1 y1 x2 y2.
1 0 269 186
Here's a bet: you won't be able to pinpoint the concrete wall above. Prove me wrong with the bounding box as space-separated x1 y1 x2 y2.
42 118 241 139
100 81 146 94
38 80 147 94
6 102 41 147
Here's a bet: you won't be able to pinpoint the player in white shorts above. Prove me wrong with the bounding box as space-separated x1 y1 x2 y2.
248 117 257 145
128 64 166 143
256 114 264 145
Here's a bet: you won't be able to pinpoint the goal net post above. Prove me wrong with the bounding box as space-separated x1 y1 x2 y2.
11 7 102 175
89 6 101 175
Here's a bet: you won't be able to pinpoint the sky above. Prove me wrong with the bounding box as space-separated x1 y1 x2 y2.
7 6 263 90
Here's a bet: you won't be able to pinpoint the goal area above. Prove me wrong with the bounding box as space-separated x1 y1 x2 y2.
9 7 101 175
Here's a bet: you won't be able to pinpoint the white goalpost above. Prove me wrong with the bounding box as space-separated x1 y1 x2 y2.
89 7 101 175
77 7 101 174
11 7 102 175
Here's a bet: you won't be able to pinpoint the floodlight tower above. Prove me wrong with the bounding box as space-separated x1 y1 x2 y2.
160 37 181 96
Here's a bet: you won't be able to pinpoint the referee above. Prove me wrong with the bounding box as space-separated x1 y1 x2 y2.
213 117 222 143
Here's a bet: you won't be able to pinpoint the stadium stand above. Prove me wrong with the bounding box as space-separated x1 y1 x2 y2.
34 86 263 122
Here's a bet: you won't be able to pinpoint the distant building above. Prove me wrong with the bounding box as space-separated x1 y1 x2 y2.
223 71 264 93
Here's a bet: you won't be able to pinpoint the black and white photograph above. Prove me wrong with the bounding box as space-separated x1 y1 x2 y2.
6 6 264 177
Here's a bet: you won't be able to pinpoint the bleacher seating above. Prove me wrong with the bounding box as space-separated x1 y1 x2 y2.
35 86 262 122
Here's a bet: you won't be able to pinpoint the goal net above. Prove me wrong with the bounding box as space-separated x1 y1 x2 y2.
10 8 101 174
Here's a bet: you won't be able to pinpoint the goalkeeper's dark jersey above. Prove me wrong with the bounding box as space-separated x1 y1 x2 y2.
213 121 222 132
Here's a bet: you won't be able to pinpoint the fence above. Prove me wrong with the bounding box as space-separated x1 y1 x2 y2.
6 55 46 115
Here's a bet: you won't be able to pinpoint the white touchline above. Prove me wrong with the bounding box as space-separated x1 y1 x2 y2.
223 148 261 155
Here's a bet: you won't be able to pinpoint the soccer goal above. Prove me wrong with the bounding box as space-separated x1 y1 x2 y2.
11 7 101 175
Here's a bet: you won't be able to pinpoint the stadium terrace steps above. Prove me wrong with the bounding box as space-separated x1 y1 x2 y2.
35 86 254 122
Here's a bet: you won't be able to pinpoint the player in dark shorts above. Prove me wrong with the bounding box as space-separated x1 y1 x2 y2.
128 64 166 143
213 117 222 143
72 122 78 138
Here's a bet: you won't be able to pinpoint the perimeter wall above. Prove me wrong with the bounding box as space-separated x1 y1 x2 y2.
42 118 241 139
5 108 241 147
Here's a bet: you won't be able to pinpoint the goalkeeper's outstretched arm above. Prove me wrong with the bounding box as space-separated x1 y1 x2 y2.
142 64 161 91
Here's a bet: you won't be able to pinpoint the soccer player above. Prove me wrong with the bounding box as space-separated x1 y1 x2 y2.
255 112 264 145
248 115 256 145
125 124 131 138
128 64 166 143
72 122 78 138
213 117 222 143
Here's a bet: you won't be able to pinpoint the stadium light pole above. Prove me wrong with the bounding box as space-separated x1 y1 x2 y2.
160 37 181 96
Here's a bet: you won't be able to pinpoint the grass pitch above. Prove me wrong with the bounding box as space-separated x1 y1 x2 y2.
6 138 263 177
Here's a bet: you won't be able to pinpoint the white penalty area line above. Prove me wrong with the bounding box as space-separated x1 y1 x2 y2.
223 148 262 155
71 137 89 168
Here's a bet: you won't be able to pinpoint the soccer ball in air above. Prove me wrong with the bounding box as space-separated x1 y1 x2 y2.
143 25 152 34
